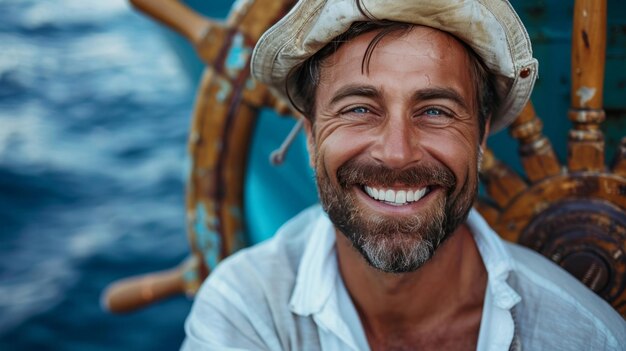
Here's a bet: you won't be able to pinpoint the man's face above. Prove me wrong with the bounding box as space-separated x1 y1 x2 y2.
306 26 484 273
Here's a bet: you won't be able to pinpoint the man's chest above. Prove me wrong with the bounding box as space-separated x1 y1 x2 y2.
364 309 483 351
367 327 480 351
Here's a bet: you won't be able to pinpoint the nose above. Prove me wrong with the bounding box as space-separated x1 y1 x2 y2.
370 116 423 169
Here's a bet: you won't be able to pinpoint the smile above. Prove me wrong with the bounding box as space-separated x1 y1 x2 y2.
363 185 430 206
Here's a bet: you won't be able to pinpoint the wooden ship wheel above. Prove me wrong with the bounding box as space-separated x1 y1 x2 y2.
102 0 298 313
476 0 625 317
102 0 626 319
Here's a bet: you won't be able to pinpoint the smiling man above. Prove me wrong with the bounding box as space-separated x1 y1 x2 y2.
182 1 626 350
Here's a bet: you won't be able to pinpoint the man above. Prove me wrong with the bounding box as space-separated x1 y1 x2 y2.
182 0 626 350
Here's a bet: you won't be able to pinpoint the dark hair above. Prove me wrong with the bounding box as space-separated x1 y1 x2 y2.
286 21 499 140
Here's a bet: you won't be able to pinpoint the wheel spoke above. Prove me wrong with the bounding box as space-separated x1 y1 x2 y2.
480 148 528 208
568 0 607 172
509 101 561 182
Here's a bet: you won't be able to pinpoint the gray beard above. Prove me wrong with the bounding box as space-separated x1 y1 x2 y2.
316 158 476 273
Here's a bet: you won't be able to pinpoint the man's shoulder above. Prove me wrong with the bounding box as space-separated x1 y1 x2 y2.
208 204 322 291
182 206 324 350
505 242 614 314
505 242 626 348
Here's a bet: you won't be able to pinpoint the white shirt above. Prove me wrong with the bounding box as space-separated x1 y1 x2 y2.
182 205 626 350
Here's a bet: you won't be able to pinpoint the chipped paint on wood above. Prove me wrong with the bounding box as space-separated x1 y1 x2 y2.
245 77 256 90
216 77 232 102
193 202 221 270
576 86 597 107
230 0 253 17
225 33 251 79
183 268 198 284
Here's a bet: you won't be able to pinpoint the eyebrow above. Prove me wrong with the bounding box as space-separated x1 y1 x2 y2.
412 87 471 112
328 85 471 111
329 84 382 106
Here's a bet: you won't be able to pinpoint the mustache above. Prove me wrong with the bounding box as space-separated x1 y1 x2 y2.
336 159 456 189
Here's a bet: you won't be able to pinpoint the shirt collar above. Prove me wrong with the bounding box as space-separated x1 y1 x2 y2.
466 209 521 309
289 206 522 344
289 206 338 316
288 206 366 350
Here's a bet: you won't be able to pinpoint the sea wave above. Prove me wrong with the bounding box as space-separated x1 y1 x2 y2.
0 0 204 349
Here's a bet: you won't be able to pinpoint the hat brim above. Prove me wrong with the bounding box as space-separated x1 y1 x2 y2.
251 0 538 133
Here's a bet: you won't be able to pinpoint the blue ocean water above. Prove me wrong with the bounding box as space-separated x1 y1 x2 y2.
0 0 210 349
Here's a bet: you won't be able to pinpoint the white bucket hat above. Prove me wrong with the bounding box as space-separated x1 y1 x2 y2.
251 0 538 133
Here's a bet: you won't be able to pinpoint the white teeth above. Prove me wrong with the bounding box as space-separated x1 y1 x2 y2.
384 190 394 202
377 190 385 201
363 186 429 205
414 188 426 200
395 190 406 204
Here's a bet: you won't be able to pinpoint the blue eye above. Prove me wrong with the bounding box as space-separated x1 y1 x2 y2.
424 108 443 116
420 107 455 119
351 106 369 114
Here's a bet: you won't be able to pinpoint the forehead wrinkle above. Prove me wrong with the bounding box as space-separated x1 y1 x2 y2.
374 27 465 62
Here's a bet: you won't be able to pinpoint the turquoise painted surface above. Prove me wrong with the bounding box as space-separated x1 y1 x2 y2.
193 202 221 270
215 77 232 103
244 109 318 244
224 33 252 79
183 265 199 285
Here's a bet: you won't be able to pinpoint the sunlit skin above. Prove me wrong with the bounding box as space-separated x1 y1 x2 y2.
304 27 489 350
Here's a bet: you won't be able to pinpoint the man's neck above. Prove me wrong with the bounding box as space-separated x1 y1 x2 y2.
335 224 487 350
